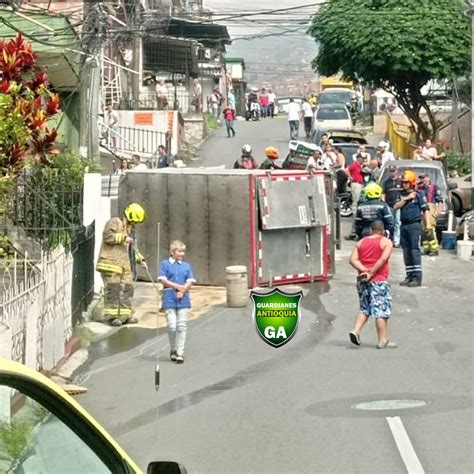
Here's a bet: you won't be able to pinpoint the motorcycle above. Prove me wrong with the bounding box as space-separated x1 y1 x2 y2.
338 190 353 217
245 102 260 121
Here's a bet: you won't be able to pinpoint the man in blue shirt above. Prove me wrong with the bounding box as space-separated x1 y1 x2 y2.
158 240 195 364
394 170 429 287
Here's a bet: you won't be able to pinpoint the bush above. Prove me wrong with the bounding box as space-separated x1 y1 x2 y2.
445 152 471 177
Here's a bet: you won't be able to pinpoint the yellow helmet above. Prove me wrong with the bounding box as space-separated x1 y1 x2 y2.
364 182 383 200
124 203 145 223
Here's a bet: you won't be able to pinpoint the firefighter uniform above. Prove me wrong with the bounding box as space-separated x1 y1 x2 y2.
419 180 442 255
399 191 428 285
96 204 146 325
354 199 394 239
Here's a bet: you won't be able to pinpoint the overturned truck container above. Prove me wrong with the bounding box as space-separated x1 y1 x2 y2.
118 169 335 287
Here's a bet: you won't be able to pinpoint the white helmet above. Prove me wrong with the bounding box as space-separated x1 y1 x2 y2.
242 144 252 155
378 141 389 149
251 87 258 92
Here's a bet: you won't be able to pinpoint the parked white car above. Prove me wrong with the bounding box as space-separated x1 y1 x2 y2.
313 103 353 131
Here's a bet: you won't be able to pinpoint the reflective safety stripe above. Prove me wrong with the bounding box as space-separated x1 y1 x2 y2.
104 308 133 316
135 251 145 263
115 233 124 244
96 262 123 274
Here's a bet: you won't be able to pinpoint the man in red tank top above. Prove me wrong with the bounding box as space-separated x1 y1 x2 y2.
348 220 397 349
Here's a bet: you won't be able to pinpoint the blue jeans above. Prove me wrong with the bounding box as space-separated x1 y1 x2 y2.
390 207 401 246
289 120 299 140
165 308 189 355
400 222 422 282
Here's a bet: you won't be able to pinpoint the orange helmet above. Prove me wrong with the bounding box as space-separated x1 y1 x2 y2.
402 170 417 187
265 146 279 159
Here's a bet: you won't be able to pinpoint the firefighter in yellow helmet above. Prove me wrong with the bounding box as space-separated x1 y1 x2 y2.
96 203 147 326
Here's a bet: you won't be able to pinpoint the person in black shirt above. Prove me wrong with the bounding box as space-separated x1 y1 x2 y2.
382 164 402 247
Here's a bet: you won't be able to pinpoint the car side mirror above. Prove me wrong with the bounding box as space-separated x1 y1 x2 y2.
147 462 188 474
448 181 458 190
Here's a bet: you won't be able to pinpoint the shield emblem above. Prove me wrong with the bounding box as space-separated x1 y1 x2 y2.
250 288 303 348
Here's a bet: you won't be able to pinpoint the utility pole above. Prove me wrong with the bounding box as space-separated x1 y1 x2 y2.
79 0 105 163
471 1 474 209
452 79 459 153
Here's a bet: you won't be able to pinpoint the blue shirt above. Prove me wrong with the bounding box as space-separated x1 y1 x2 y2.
158 258 195 309
400 190 428 225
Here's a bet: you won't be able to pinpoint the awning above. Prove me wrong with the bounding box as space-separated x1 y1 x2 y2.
166 17 231 48
0 11 80 91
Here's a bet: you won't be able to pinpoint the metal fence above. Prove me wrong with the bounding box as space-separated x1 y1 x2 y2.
6 170 83 251
114 126 171 156
0 249 73 371
117 89 191 114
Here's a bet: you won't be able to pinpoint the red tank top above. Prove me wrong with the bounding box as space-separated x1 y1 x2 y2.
358 235 390 282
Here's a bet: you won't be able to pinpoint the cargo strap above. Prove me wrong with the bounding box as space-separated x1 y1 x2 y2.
96 262 123 275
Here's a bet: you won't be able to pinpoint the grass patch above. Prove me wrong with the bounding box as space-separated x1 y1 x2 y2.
203 113 219 136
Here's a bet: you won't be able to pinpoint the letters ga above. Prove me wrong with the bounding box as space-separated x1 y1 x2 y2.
264 326 287 339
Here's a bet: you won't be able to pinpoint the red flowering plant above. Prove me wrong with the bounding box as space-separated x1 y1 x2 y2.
0 34 60 173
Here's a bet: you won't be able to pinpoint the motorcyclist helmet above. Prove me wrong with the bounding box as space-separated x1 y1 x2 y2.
364 182 383 200
124 203 146 223
265 146 279 159
242 144 252 156
401 170 417 187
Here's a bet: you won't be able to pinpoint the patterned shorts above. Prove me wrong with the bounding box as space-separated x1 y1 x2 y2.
357 281 392 318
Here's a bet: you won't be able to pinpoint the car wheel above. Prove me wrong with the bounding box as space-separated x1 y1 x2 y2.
451 194 463 217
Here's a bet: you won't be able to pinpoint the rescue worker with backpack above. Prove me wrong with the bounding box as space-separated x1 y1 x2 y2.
417 174 441 256
233 144 258 169
260 146 280 170
354 182 394 240
394 170 430 287
96 203 147 326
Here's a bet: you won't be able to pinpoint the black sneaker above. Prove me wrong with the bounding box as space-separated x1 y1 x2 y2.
399 278 411 286
407 280 422 287
125 317 138 324
344 234 357 241
175 354 184 364
109 318 122 327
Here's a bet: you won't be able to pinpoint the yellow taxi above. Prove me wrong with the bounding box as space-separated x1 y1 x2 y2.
0 358 186 474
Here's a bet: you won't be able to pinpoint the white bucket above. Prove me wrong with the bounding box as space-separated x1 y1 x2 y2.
225 265 248 308
456 241 473 261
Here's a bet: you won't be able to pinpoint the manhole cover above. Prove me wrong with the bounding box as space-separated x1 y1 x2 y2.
351 399 429 411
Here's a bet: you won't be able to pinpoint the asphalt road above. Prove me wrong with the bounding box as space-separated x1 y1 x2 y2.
76 119 473 474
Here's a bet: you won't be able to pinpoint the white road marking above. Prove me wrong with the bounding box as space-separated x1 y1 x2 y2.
386 416 425 474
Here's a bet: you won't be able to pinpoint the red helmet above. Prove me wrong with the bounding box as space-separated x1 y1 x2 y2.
402 170 417 187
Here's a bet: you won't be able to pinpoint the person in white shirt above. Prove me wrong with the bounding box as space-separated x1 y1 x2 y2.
287 98 301 140
302 98 313 139
132 154 148 171
322 143 337 170
105 104 120 150
378 141 395 166
352 144 371 165
268 89 276 118
155 80 168 110
421 139 438 160
306 147 323 171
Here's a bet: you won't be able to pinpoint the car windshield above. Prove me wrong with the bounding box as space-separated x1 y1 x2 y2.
316 107 349 120
339 145 377 165
318 92 351 104
380 166 447 191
